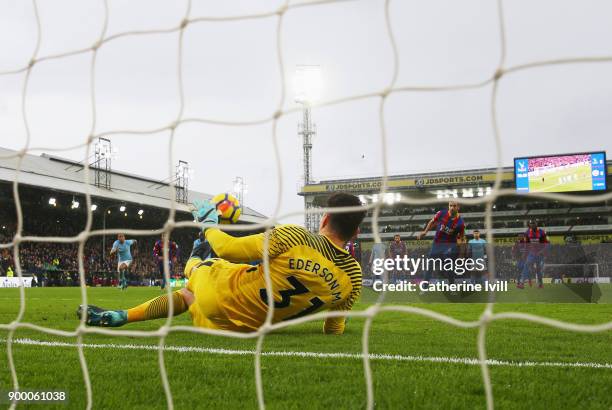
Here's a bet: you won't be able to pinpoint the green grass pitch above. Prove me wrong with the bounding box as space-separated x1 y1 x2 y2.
1 287 611 409
529 163 592 192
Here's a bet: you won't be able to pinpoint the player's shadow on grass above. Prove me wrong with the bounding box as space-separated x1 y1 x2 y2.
561 283 602 303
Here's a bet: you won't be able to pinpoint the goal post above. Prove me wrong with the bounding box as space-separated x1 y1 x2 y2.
1 1 612 410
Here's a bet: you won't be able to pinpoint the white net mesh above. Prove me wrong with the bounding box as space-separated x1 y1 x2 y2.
1 0 612 409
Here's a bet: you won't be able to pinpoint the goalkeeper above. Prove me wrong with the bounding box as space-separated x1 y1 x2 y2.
78 193 365 334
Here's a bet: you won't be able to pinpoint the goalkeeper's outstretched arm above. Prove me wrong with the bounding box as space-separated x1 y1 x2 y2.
191 199 266 263
323 309 348 335
204 228 266 262
323 281 361 335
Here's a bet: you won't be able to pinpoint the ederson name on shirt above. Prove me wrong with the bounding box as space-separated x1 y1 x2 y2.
288 258 343 302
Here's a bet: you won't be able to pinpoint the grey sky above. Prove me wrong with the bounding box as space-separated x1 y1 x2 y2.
1 0 611 224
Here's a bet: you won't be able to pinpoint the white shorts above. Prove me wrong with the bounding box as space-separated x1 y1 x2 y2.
117 260 132 271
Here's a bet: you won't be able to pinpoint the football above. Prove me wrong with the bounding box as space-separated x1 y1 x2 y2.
211 193 241 224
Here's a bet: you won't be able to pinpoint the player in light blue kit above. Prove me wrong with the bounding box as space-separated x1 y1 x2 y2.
468 229 487 284
110 234 137 290
192 231 204 253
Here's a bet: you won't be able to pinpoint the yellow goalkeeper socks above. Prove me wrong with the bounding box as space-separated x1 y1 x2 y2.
126 290 187 322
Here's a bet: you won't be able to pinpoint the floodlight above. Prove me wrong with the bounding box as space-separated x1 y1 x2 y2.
233 181 242 194
383 193 395 205
71 200 80 209
294 65 321 104
48 197 56 206
462 188 474 198
119 205 126 212
96 144 111 158
138 209 144 216
91 204 98 211
177 161 189 175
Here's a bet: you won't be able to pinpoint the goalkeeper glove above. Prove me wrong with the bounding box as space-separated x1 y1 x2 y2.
192 200 219 231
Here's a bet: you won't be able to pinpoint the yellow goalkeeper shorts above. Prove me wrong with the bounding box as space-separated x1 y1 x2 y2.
185 258 255 332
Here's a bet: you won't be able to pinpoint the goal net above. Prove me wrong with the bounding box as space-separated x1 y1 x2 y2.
1 1 611 410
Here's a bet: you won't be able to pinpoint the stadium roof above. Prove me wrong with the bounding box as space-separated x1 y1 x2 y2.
0 147 266 223
301 161 612 195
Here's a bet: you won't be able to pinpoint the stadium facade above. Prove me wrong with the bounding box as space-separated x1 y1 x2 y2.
0 147 267 286
299 162 612 247
0 147 266 225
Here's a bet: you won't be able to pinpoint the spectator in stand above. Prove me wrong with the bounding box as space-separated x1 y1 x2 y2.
1 248 12 275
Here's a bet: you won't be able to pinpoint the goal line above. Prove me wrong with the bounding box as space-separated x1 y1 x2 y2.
4 338 611 370
1 1 612 410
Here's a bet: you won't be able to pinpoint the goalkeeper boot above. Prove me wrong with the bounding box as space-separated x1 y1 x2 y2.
77 305 127 327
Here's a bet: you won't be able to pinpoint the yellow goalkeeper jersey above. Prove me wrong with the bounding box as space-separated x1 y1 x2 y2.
184 224 362 334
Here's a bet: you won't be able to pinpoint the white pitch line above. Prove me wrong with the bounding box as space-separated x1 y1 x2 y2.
2 338 611 370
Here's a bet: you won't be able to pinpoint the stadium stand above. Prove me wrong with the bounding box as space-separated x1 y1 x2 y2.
300 163 612 283
0 147 266 286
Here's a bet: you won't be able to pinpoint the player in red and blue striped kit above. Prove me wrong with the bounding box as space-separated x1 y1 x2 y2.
417 201 465 284
512 233 531 286
519 220 549 289
153 234 179 290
